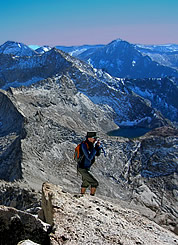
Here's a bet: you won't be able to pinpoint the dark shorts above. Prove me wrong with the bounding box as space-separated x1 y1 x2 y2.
78 168 99 188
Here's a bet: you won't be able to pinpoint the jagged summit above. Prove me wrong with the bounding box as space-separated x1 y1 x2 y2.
0 41 38 56
0 182 177 244
104 39 139 58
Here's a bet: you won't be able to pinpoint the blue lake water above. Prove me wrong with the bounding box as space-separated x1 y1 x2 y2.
108 127 152 138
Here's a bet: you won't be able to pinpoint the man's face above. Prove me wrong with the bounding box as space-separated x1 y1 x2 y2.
88 137 96 143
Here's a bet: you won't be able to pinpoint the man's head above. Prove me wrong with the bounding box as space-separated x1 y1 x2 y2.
86 132 97 143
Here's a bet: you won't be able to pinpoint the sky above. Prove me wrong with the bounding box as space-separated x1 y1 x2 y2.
0 0 178 47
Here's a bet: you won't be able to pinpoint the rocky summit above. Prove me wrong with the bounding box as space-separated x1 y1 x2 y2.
0 182 177 245
40 182 178 245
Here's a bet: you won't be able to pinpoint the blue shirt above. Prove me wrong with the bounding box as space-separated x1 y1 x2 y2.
80 142 97 169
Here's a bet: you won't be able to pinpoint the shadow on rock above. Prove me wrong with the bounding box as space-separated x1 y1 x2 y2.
0 91 26 181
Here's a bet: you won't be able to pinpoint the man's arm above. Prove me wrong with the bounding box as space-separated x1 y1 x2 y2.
81 143 96 161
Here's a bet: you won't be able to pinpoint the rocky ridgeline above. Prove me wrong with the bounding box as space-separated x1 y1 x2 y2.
0 46 171 128
0 182 177 245
40 182 178 245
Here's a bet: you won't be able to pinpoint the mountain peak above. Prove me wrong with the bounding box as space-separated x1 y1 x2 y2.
0 40 38 56
108 38 131 47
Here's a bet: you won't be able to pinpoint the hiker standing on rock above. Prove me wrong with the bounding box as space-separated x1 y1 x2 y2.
77 132 101 196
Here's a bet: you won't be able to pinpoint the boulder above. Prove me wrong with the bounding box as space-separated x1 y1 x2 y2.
0 205 50 245
17 240 40 245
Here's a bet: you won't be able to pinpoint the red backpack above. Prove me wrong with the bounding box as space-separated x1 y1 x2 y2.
74 141 89 163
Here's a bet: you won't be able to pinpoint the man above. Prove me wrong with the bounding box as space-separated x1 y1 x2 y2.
77 132 101 196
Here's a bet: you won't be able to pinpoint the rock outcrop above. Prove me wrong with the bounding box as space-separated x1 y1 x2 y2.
17 240 41 245
0 181 40 211
0 205 50 245
41 182 178 245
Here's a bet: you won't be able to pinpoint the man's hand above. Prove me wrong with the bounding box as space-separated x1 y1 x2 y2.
94 140 101 150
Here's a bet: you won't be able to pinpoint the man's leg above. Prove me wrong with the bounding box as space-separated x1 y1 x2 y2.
78 168 89 194
78 168 99 195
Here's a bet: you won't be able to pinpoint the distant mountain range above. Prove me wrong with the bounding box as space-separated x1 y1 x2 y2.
75 40 178 78
55 44 104 56
0 40 177 124
55 41 178 71
135 44 178 71
56 40 178 76
1 39 178 78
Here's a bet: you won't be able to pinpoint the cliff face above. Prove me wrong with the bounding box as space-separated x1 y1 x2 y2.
0 91 24 136
0 91 25 181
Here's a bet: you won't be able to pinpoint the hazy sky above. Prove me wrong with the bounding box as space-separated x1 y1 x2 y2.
1 0 178 46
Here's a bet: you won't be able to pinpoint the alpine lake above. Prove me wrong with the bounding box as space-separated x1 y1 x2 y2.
107 127 152 139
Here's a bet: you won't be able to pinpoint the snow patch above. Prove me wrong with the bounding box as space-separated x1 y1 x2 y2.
132 60 136 66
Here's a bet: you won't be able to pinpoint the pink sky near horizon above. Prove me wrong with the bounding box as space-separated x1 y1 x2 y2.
6 23 176 47
25 23 177 47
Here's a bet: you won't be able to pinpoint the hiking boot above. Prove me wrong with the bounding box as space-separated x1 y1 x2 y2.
81 187 86 195
90 187 96 196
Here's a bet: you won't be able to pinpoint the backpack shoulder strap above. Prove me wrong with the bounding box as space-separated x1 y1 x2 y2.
81 141 89 150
